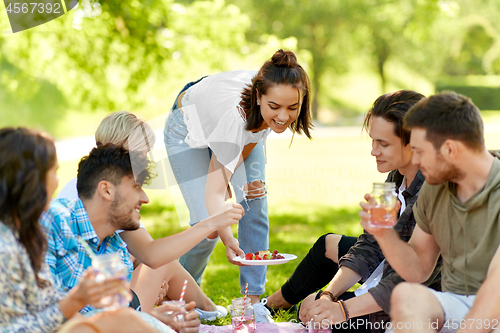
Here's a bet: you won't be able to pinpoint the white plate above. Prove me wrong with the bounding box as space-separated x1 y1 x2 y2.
233 253 297 266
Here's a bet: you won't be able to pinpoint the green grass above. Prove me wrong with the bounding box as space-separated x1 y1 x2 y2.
140 198 362 324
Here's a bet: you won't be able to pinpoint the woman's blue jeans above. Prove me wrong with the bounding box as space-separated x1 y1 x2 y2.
163 84 268 296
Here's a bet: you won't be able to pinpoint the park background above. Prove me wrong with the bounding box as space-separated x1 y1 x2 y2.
2 0 500 323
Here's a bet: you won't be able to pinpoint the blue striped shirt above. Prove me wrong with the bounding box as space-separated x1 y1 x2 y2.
40 198 133 313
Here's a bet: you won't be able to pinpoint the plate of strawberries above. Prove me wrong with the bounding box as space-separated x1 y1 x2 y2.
233 250 297 266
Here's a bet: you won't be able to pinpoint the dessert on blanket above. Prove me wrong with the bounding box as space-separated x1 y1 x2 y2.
244 249 285 260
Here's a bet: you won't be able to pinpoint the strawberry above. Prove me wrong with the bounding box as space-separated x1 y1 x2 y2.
245 253 254 260
254 255 262 260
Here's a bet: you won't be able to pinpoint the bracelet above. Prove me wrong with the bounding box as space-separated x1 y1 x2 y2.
337 300 349 322
319 290 337 302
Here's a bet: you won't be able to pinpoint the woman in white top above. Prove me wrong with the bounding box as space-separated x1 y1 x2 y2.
164 49 313 320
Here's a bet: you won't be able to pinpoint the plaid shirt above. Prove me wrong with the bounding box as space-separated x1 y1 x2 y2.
40 198 133 313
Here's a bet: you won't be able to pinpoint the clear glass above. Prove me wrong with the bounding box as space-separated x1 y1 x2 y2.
162 300 186 333
91 252 130 310
369 182 397 228
230 298 255 333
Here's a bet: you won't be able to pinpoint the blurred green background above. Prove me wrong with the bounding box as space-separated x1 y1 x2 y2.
2 0 500 136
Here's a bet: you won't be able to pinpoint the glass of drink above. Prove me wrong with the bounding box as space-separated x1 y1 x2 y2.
230 297 255 333
91 252 130 310
369 182 397 228
162 300 186 333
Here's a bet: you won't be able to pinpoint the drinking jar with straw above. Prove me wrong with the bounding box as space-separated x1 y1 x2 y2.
231 283 256 332
163 279 188 333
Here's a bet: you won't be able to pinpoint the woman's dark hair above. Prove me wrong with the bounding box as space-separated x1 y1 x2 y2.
241 49 313 139
0 127 56 288
362 90 426 145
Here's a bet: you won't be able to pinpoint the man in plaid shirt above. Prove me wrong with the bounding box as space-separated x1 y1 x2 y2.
40 145 152 313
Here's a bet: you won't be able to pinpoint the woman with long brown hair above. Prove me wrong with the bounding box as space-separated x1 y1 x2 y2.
0 127 155 332
164 49 313 322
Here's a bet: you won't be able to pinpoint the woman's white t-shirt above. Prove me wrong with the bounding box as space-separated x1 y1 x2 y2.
181 70 272 173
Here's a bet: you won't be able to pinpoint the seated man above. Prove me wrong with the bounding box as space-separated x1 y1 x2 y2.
266 90 441 332
57 111 231 317
360 92 500 333
41 145 244 332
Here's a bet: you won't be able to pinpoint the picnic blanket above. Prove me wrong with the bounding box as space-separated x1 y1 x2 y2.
200 322 307 332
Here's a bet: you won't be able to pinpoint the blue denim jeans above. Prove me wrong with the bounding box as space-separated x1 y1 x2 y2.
163 80 268 295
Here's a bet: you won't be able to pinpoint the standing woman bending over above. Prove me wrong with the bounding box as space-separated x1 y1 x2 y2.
164 49 312 321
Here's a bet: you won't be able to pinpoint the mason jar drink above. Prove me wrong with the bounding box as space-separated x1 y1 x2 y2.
230 297 255 333
162 300 186 333
369 182 397 228
92 252 130 310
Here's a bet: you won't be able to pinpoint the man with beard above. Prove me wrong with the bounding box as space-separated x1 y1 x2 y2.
359 91 500 333
41 145 243 332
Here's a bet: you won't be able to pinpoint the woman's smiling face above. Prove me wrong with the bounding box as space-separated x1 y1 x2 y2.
258 84 302 133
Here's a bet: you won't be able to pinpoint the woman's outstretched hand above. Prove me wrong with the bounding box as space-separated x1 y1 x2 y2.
223 236 246 266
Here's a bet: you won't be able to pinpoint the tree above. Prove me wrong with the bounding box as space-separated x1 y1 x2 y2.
356 0 444 92
0 0 253 131
441 0 500 75
227 0 361 119
227 0 447 118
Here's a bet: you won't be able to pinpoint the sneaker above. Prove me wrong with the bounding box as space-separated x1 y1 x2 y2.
253 299 274 323
262 297 297 316
196 305 228 321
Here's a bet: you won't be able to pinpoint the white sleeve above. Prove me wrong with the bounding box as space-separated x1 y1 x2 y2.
55 178 78 201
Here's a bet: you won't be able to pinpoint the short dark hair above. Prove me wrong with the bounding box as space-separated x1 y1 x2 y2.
0 127 56 288
240 49 313 139
77 145 153 200
362 90 425 145
404 91 484 151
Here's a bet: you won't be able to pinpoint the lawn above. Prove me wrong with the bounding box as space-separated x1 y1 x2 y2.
53 121 500 324
143 199 361 324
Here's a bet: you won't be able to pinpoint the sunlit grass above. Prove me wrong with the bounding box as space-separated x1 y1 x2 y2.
140 198 361 325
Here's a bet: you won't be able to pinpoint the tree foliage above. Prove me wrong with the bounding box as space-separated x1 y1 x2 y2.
0 0 253 132
2 0 500 133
